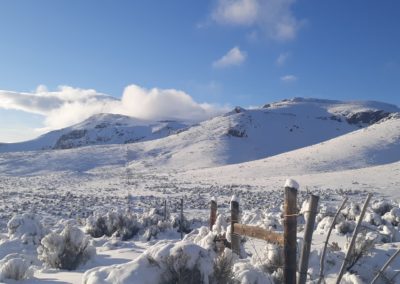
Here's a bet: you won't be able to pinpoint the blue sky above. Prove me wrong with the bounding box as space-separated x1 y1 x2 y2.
0 0 399 142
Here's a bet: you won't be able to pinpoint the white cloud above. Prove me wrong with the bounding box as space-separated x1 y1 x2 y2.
213 46 247 68
212 0 259 26
280 75 297 82
276 52 290 66
0 84 227 132
212 0 303 41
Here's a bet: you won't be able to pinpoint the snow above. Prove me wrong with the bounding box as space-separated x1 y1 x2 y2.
83 240 215 284
0 98 399 283
231 195 239 203
284 178 299 190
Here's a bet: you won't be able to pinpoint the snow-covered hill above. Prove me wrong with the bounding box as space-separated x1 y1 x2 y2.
0 113 188 153
0 98 398 175
181 113 400 190
125 98 399 170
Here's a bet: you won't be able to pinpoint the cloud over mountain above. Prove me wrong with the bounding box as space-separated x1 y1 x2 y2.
0 84 226 132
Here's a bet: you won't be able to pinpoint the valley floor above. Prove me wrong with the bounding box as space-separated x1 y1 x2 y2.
1 160 400 283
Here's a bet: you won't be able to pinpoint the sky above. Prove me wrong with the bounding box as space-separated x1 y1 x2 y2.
0 0 399 142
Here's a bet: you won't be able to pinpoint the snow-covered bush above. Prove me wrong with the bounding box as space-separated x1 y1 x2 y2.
364 212 382 226
341 203 361 221
212 214 228 236
211 248 236 284
86 208 187 241
252 243 284 282
240 210 282 231
38 225 95 270
379 225 400 243
171 214 192 234
316 216 334 233
371 200 392 216
7 213 46 244
0 255 34 281
341 272 363 284
316 203 338 223
86 211 140 240
335 220 355 235
83 241 214 284
232 262 274 284
345 233 376 270
161 246 206 284
382 207 400 226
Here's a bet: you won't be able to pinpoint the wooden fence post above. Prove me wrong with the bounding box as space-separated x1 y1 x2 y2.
180 198 184 240
336 193 372 284
298 194 319 284
318 197 348 284
230 195 240 256
210 197 217 230
164 199 167 221
284 180 298 284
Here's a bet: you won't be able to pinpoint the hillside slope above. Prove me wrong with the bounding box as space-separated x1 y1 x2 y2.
0 98 398 176
0 113 188 153
181 114 400 186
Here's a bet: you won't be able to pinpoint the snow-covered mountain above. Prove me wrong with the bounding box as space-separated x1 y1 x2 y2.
0 98 398 175
124 97 400 170
0 113 189 153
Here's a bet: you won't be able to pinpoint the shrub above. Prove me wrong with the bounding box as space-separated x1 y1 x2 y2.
382 208 400 226
0 257 33 281
171 214 192 234
38 225 95 270
7 213 46 245
212 249 235 284
335 220 355 235
371 200 392 216
364 212 382 226
341 203 361 221
162 249 203 284
345 233 375 270
86 211 140 240
253 243 284 283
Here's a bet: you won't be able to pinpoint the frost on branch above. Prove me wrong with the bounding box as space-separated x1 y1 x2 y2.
38 225 96 270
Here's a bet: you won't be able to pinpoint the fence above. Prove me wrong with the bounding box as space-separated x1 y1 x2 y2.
208 181 398 284
161 180 398 283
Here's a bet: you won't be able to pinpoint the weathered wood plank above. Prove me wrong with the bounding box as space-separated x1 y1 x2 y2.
233 223 284 245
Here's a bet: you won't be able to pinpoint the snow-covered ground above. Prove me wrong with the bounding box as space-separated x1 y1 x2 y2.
0 98 399 283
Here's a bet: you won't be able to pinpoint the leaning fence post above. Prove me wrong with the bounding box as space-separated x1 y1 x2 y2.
230 195 240 256
180 198 184 240
284 179 299 284
336 193 372 284
318 197 348 284
210 197 217 230
370 248 400 284
298 194 319 284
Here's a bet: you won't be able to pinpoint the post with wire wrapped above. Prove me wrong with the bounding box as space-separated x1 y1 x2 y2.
284 179 298 284
230 195 240 256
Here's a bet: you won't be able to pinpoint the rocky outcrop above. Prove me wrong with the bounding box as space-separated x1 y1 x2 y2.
346 110 391 125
